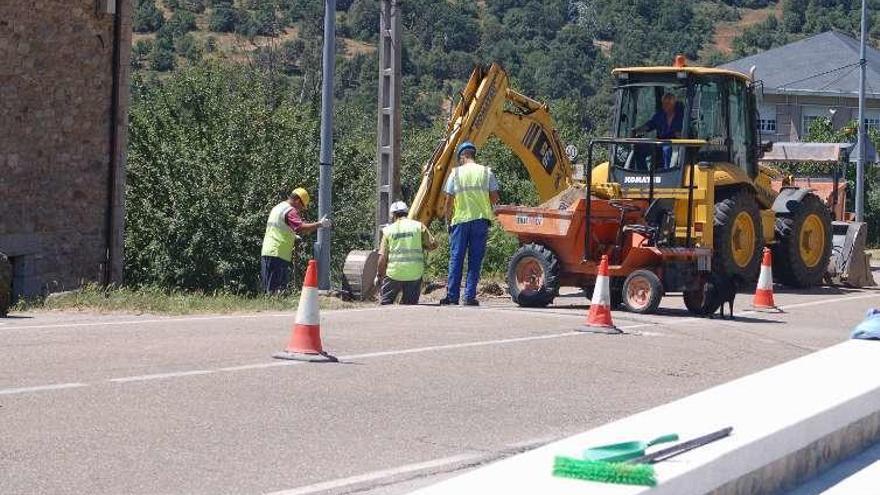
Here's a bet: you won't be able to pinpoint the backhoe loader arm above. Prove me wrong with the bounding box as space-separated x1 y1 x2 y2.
408 63 574 225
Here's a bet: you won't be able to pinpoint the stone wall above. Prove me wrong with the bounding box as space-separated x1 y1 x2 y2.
0 0 131 298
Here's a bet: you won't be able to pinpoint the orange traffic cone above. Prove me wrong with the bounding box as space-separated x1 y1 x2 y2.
752 247 780 312
273 259 337 362
580 255 621 334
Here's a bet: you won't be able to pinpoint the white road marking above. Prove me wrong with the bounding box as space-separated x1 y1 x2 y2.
0 382 88 395
108 370 215 383
217 361 298 372
778 292 880 311
263 452 486 495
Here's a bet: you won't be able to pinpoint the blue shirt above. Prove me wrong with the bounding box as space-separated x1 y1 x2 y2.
644 105 683 139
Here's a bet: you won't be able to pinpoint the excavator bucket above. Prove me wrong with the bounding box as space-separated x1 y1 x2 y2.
826 221 876 288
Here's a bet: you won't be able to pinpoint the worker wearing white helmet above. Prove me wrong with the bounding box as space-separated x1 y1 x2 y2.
260 187 332 293
377 200 436 305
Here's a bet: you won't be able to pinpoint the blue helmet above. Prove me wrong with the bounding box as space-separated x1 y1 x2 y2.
455 140 477 158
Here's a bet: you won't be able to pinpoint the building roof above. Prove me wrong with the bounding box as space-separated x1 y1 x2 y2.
721 31 880 98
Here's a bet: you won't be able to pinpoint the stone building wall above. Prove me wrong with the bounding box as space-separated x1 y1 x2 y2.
0 0 131 298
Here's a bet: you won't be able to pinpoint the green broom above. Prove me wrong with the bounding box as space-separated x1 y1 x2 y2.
552 427 732 487
553 456 657 486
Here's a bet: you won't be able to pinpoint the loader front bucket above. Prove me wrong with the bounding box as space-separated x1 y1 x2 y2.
827 221 875 288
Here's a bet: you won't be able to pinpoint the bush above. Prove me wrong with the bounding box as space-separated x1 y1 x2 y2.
131 39 154 70
181 0 206 13
133 0 165 33
126 62 376 291
168 9 197 35
209 1 237 32
176 33 202 63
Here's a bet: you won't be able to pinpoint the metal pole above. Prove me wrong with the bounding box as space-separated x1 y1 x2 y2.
315 0 335 290
856 0 867 222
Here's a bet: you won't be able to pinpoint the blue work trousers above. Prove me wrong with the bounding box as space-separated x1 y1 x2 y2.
446 219 490 302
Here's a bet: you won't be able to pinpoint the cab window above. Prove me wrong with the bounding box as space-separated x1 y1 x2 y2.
690 80 728 162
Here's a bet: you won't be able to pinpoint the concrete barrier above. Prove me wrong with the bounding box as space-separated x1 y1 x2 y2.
412 340 880 495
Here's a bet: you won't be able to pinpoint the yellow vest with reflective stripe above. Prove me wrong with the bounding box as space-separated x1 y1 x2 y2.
261 202 296 262
450 163 494 225
383 218 425 281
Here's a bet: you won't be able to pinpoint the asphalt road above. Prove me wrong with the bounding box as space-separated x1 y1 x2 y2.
2 282 879 495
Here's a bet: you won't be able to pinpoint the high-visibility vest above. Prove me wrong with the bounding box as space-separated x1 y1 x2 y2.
383 218 425 281
450 163 494 226
261 202 296 262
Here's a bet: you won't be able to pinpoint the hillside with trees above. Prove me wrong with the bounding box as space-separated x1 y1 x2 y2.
126 0 879 292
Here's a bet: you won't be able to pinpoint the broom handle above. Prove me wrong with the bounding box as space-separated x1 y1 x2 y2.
630 427 733 464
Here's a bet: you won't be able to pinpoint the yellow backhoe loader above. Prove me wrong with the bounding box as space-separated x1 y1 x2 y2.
589 58 838 287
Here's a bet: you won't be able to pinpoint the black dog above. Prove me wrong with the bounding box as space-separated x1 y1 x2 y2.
705 273 739 320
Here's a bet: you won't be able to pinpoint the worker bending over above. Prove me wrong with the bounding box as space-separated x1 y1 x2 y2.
440 141 500 306
260 188 331 293
377 201 437 305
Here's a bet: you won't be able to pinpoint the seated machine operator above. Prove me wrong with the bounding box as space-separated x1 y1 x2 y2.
632 93 683 169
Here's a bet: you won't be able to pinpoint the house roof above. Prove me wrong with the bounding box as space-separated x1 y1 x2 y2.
721 31 880 98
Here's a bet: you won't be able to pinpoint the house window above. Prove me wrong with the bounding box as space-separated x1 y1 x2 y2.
865 116 880 131
758 104 776 133
801 106 828 138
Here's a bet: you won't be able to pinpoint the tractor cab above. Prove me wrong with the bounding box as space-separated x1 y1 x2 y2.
608 63 760 193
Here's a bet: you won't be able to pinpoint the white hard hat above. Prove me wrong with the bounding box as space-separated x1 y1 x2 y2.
389 201 409 215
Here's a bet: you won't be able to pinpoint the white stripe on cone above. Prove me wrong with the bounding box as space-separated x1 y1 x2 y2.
295 286 320 326
757 264 773 290
592 274 611 306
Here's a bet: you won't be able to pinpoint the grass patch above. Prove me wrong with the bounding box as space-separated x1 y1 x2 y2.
12 284 365 315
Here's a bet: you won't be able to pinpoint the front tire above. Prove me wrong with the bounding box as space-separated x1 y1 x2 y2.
714 190 763 283
507 243 560 307
772 193 832 288
622 269 664 314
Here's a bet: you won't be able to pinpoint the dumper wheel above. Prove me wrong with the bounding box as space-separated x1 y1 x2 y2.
772 193 832 288
507 243 560 307
714 190 763 283
622 269 664 314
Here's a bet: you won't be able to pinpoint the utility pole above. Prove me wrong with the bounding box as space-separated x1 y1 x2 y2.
375 0 402 245
315 0 335 290
856 0 867 222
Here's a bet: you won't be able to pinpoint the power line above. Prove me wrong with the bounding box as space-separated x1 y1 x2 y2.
778 62 861 90
816 64 860 91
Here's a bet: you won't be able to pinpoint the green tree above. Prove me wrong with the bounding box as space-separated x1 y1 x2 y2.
150 28 176 71
253 2 279 36
181 0 206 13
168 9 197 36
131 39 154 70
126 63 376 290
347 0 379 42
133 0 165 33
209 0 237 32
176 33 202 63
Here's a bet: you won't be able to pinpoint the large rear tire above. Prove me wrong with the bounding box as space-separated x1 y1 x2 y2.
507 243 560 307
714 190 763 283
772 193 832 288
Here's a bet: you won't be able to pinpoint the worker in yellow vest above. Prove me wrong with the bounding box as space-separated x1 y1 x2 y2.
260 188 331 293
377 201 436 305
440 141 500 306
